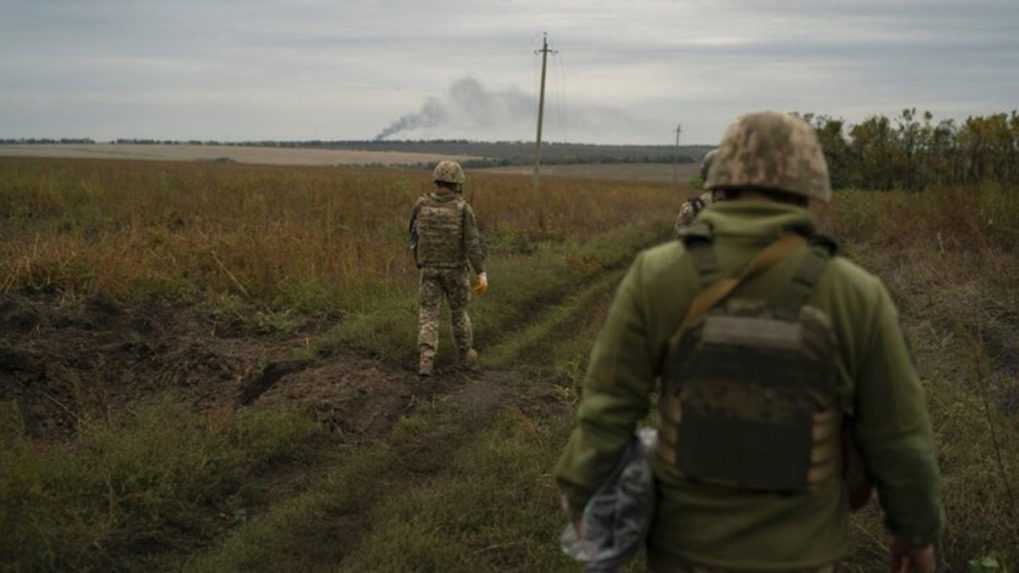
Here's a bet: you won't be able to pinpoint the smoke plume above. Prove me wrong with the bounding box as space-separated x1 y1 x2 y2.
374 77 534 140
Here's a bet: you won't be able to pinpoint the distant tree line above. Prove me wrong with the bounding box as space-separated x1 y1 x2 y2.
797 109 1019 191
0 138 95 145
0 137 702 166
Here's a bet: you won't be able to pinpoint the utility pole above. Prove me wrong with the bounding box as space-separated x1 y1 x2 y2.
533 33 557 192
673 123 682 190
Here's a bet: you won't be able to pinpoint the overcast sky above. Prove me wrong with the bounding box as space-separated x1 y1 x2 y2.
2 0 1016 144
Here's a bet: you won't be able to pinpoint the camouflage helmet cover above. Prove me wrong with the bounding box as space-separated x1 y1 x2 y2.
700 149 718 182
706 111 831 202
432 160 466 185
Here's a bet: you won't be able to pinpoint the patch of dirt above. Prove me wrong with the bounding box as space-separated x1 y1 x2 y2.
252 360 511 443
252 357 417 440
0 291 519 449
0 294 329 439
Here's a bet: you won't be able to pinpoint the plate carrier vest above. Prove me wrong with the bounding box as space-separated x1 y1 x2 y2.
658 223 844 493
416 195 467 269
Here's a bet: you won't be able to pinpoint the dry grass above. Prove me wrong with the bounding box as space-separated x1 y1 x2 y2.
484 162 700 184
0 157 685 311
823 185 1019 571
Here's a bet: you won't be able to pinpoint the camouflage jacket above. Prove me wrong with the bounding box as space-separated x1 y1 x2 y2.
673 191 714 236
409 189 485 273
556 200 944 570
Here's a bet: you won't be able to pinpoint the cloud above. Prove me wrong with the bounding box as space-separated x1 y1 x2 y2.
1 0 1017 144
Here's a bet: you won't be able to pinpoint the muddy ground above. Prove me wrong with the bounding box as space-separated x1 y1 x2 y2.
0 293 452 442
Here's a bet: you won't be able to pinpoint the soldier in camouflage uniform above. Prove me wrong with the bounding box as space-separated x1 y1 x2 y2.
556 112 943 572
409 160 487 377
674 150 717 235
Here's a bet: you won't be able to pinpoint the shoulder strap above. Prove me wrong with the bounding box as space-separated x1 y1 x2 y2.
772 234 837 315
668 233 806 348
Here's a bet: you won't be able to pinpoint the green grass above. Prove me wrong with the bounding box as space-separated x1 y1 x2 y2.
329 265 631 572
0 396 320 572
314 221 670 367
180 223 644 572
334 408 577 573
183 390 493 572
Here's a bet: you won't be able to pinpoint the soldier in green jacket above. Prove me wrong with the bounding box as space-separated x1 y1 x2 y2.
409 160 487 377
555 112 943 572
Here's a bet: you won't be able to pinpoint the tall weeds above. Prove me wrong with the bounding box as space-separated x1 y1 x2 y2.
0 158 683 311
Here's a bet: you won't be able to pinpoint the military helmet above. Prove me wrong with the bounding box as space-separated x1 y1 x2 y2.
432 160 466 185
706 111 831 203
700 149 718 182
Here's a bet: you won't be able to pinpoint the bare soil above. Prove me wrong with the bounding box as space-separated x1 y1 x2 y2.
0 292 516 447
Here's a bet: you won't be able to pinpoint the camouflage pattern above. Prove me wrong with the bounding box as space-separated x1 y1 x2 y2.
411 170 486 375
418 267 473 367
415 194 467 268
706 112 832 203
411 189 485 272
674 191 714 234
432 160 466 185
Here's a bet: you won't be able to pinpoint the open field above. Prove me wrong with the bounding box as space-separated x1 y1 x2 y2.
0 144 482 166
1 156 1018 572
483 161 700 184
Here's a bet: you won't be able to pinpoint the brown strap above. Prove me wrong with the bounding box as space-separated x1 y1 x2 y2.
670 234 806 347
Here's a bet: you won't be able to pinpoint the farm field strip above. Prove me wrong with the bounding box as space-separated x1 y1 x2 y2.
0 143 484 166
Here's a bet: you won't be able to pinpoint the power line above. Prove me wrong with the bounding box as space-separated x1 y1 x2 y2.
673 123 683 190
533 32 558 192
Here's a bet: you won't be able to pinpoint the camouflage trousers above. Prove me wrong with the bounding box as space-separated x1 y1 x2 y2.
418 267 473 363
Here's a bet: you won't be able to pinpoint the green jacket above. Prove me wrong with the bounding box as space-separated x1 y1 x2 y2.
555 200 943 570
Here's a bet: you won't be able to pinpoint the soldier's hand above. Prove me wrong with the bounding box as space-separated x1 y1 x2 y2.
559 494 583 539
474 272 488 295
890 539 936 573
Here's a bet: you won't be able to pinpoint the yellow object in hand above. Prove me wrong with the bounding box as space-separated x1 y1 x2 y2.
473 272 489 295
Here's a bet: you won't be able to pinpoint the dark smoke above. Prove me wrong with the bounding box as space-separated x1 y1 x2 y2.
373 97 448 141
374 77 535 140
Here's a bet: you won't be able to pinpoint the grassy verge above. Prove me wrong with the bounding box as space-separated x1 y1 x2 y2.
0 397 319 572
827 185 1019 571
182 382 509 572
313 221 669 367
331 303 622 572
186 252 624 572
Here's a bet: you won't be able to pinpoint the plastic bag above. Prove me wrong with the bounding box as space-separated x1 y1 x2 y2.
560 428 657 572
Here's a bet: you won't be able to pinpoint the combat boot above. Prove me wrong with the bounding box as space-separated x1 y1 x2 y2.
461 349 480 371
419 354 434 378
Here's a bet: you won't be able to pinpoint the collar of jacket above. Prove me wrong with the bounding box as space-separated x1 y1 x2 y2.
697 200 818 241
428 189 459 202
